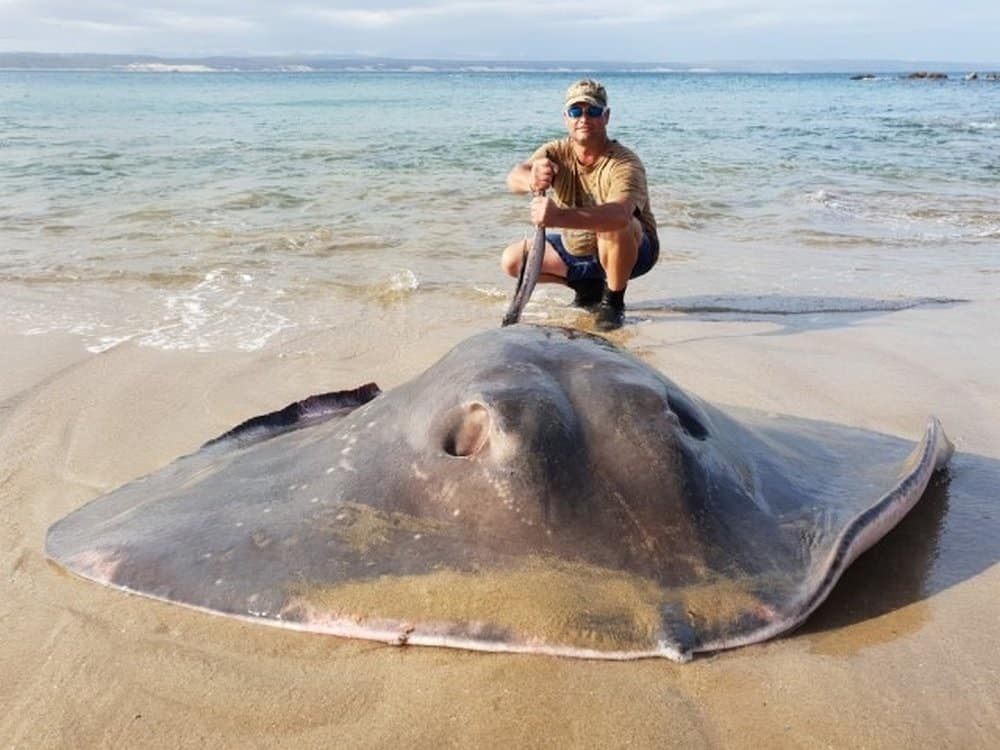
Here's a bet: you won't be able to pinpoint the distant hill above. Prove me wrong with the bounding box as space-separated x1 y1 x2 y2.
1 52 997 74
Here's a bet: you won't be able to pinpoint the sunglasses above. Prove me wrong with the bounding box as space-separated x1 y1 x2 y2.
566 104 606 119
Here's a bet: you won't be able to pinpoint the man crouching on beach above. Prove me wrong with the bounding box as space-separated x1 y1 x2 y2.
501 78 659 331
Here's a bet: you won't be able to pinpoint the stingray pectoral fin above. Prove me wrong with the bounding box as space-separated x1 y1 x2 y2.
203 382 381 449
831 415 952 571
694 415 953 657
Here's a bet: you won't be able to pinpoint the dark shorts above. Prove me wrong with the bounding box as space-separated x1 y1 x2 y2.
548 231 659 283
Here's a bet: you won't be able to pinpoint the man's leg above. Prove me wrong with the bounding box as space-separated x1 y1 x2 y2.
593 218 643 331
596 218 642 292
503 238 604 309
500 238 571 283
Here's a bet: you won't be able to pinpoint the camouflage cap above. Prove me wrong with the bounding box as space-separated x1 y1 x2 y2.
564 79 608 109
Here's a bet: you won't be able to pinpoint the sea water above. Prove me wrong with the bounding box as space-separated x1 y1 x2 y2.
1 71 997 353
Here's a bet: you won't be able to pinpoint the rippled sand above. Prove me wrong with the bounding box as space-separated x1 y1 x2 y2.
3 284 999 748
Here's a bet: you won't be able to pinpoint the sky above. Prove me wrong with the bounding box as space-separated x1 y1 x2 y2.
1 1 999 63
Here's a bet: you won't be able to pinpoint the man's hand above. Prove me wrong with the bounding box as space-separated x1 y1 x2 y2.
530 158 558 193
530 195 559 227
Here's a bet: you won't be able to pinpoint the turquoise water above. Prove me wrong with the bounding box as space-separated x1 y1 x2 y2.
1 71 998 351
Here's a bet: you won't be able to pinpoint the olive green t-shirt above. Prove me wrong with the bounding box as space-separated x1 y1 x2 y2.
530 138 658 257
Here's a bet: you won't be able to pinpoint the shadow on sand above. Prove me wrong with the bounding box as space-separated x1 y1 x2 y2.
632 294 966 336
801 449 1000 636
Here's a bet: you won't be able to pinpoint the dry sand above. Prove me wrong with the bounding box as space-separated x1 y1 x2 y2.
2 298 999 749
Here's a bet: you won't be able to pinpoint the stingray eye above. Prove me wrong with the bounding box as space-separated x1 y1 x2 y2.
666 394 708 440
443 402 492 457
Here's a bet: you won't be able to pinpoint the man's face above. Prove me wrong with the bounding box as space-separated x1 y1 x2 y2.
563 101 610 145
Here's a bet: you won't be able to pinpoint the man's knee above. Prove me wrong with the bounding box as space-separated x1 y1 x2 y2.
596 219 642 253
501 240 526 278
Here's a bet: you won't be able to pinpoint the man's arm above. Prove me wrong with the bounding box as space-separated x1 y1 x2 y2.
534 155 645 230
506 161 533 194
507 158 558 194
531 197 634 231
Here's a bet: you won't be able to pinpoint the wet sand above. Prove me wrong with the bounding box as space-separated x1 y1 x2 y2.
3 297 999 748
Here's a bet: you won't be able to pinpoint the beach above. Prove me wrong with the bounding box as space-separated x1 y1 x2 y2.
3 288 1000 748
2 70 999 747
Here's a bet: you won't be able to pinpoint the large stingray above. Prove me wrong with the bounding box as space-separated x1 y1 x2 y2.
46 325 952 662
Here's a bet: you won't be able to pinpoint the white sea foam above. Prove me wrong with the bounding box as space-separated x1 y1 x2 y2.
473 286 509 300
799 186 1000 244
88 334 138 354
388 269 419 292
116 63 219 73
9 269 297 353
458 66 538 73
137 270 295 351
805 189 834 206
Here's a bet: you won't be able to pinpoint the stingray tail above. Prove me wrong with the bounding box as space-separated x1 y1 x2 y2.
502 192 547 327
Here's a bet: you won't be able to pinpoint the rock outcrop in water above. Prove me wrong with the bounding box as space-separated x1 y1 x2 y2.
904 71 948 80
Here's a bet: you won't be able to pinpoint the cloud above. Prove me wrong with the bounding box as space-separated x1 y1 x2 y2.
568 2 868 31
294 0 575 29
145 10 259 34
39 18 151 34
293 0 872 35
3 0 1000 61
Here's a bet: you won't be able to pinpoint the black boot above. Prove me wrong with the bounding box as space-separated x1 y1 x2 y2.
594 286 626 331
566 278 604 310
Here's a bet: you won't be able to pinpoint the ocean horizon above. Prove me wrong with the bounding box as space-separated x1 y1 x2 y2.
4 51 1000 74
